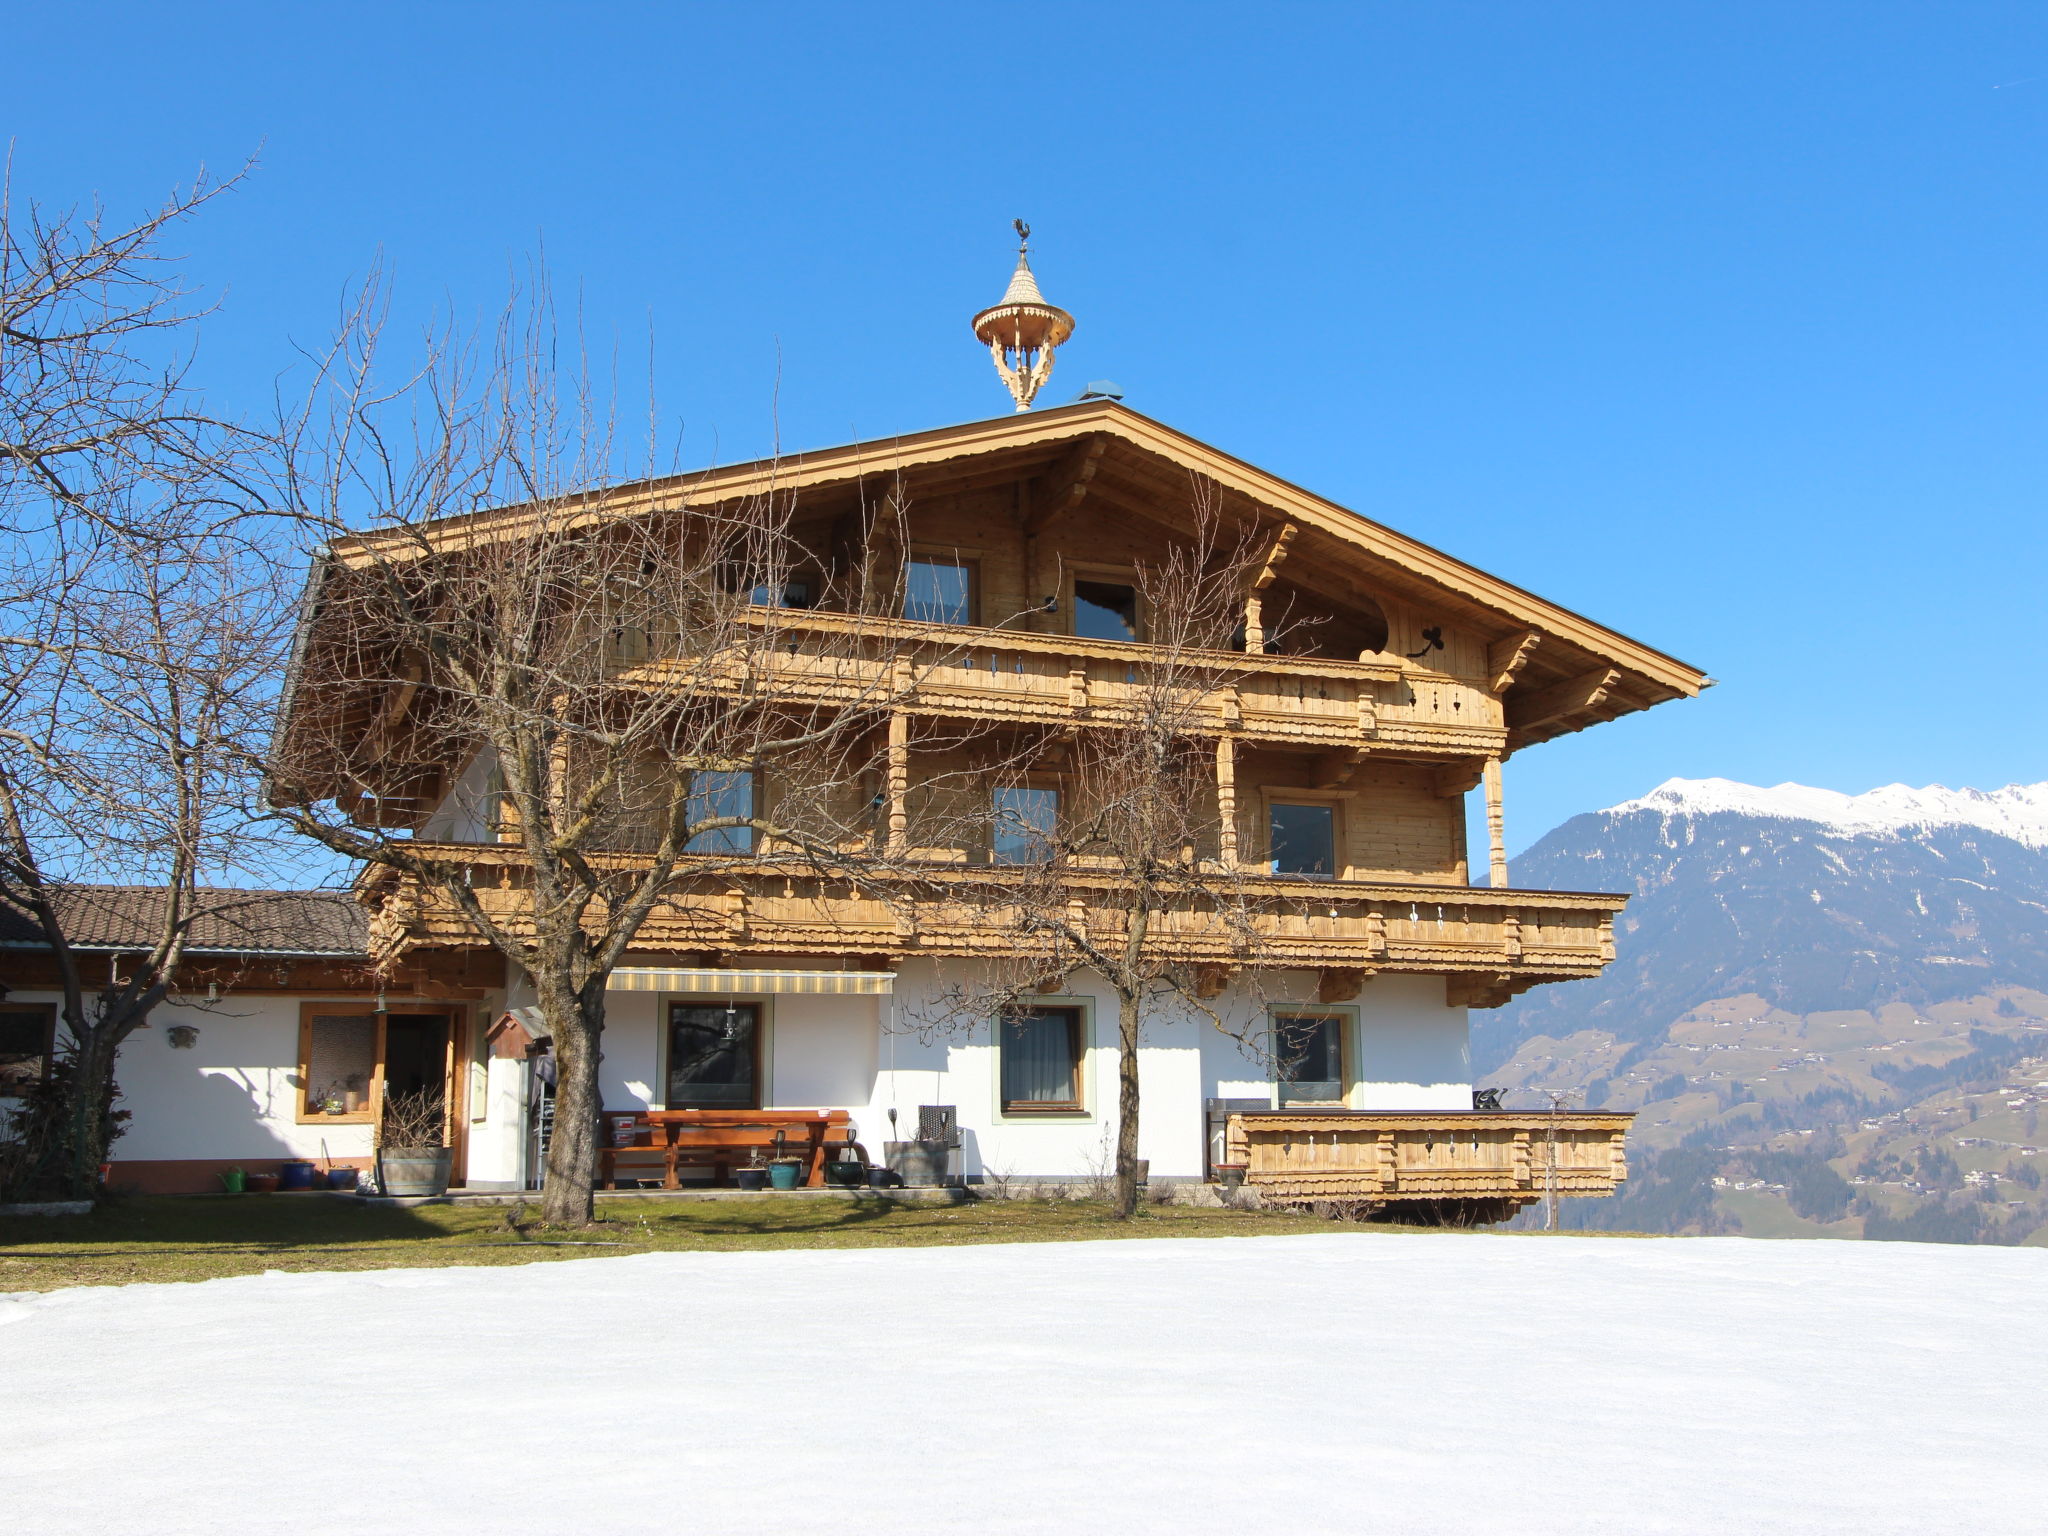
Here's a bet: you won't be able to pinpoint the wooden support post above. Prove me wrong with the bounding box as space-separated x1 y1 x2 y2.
1242 594 1264 655
1482 756 1507 889
886 711 909 855
1215 736 1238 867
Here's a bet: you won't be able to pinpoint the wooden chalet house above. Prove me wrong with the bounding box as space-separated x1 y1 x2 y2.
257 248 1705 1212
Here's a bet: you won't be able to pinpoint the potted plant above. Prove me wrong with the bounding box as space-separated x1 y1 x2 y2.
245 1170 281 1194
767 1156 806 1191
1214 1162 1248 1192
735 1153 769 1192
375 1089 452 1198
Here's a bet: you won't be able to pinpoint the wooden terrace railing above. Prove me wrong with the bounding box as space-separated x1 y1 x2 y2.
1223 1111 1634 1204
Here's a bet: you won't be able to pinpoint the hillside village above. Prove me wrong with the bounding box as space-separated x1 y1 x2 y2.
1484 779 2048 1244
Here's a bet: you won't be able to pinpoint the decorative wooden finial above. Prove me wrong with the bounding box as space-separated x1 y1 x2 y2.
972 222 1075 412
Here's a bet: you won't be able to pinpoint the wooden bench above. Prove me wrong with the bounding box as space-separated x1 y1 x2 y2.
600 1109 864 1189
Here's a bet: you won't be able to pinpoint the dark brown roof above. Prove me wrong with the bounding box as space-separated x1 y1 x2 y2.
0 886 367 956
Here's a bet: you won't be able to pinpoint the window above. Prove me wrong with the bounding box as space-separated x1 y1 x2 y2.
992 785 1058 864
904 558 974 626
1071 579 1140 643
684 769 755 854
1274 1013 1347 1106
297 1005 462 1123
1269 801 1337 878
749 578 813 609
1000 1007 1083 1113
300 1007 380 1120
667 1002 761 1108
0 1005 55 1096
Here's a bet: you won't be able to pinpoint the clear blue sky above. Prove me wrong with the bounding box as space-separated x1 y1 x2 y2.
9 4 2045 851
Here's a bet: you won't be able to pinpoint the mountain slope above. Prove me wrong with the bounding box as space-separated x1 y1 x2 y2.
1479 777 2048 1244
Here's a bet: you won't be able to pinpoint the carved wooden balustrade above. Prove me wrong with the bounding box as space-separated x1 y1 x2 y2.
1223 1111 1633 1204
361 847 1622 1001
614 608 1507 758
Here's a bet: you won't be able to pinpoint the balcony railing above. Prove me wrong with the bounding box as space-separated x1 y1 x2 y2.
615 608 1506 756
1223 1111 1633 1204
363 845 1622 995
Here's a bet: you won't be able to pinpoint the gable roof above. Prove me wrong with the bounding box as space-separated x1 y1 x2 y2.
324 399 1706 744
0 887 367 956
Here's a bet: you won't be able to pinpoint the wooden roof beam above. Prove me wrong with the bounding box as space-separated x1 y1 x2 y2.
1507 667 1622 733
1023 434 1108 538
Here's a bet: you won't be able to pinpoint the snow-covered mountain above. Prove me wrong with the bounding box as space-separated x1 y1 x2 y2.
1611 777 2048 851
1478 776 2048 1243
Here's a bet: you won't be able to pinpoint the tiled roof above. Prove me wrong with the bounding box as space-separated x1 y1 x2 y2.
0 886 367 956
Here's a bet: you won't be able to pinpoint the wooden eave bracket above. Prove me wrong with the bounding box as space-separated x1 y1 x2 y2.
1506 667 1622 734
1023 435 1108 538
1251 523 1299 592
1312 744 1371 790
1432 761 1485 798
1487 631 1542 695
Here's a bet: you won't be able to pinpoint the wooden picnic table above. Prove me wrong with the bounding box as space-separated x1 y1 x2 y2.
600 1108 858 1189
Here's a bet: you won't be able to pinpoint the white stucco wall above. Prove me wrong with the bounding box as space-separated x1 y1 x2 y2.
569 961 1474 1182
46 959 1473 1187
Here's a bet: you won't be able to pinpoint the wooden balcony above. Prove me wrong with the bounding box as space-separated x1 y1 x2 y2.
364 847 1624 1002
618 608 1508 759
1223 1111 1633 1205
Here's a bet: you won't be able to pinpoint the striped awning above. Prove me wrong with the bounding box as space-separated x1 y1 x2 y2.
606 967 896 996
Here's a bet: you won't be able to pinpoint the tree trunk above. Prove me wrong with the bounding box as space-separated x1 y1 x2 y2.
1112 991 1143 1219
538 984 605 1226
58 1025 121 1201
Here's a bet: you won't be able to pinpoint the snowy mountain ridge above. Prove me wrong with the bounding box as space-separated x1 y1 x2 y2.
1605 776 2048 850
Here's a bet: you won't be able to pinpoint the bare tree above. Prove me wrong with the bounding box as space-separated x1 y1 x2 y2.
921 496 1290 1219
0 163 298 1200
268 280 998 1225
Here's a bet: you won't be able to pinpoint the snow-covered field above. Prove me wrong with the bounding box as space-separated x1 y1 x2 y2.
5 1233 2044 1534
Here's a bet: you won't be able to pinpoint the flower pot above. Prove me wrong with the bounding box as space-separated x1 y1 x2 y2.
767 1158 805 1191
865 1166 896 1190
327 1168 359 1191
245 1172 281 1194
377 1147 452 1198
824 1160 865 1189
885 1140 948 1187
735 1166 769 1191
217 1167 246 1194
1214 1163 1247 1192
279 1160 317 1192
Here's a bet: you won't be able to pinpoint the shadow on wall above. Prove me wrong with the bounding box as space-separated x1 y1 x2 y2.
109 1068 306 1194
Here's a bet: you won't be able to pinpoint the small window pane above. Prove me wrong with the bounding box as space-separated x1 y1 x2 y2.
1072 580 1140 643
0 1008 52 1096
750 579 812 609
668 1003 759 1108
685 770 755 854
993 786 1058 864
1276 1015 1344 1106
1001 1009 1080 1109
1270 802 1336 878
904 559 972 625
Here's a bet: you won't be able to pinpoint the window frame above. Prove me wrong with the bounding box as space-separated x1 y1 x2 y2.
996 1003 1088 1117
991 781 1060 865
1062 566 1146 645
0 1002 57 1098
1269 1008 1355 1109
1263 791 1347 880
682 766 758 856
902 552 979 627
658 996 768 1111
296 1002 384 1125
